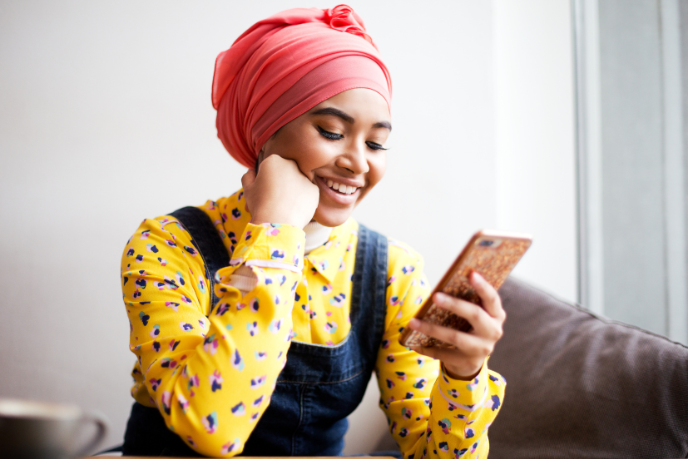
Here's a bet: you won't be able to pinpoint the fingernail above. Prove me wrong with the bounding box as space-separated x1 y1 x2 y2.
434 292 448 304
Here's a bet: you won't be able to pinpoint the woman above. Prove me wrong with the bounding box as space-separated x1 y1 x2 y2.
120 5 506 458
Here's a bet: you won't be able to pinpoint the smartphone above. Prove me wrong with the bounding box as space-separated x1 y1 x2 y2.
398 230 532 348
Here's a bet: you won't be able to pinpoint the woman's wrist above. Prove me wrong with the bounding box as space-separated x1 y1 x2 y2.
442 362 482 381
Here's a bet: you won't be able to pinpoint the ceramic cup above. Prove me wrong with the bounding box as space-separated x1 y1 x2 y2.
0 398 108 459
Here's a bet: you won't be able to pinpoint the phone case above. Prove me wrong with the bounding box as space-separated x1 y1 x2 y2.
399 230 532 348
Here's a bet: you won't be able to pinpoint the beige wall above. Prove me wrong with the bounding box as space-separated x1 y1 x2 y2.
0 0 574 453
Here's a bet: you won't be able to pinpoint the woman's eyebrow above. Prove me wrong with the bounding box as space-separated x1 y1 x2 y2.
311 107 392 131
373 121 392 131
312 107 355 124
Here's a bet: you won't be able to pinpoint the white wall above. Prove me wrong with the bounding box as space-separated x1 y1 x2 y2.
0 0 575 453
493 0 578 303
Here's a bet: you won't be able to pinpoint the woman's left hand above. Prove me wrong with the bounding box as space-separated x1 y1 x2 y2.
407 271 506 380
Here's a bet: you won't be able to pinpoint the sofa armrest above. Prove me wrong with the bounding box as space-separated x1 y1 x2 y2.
488 277 688 458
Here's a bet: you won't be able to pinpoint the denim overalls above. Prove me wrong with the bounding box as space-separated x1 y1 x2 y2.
122 207 389 457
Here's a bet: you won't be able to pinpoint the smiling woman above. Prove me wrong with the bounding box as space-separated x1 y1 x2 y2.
119 5 506 458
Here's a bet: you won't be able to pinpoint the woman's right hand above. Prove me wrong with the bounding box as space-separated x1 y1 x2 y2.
242 155 320 229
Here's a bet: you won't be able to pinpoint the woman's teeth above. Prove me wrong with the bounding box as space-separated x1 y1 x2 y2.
326 179 358 195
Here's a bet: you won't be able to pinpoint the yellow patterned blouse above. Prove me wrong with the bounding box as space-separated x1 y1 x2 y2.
121 189 506 458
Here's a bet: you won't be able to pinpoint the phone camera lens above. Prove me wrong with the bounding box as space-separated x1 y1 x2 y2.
479 240 494 247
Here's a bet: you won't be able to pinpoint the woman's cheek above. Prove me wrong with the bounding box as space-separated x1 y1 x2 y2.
295 142 335 179
369 154 387 186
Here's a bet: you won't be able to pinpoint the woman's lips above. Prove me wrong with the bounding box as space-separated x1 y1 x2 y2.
316 176 360 205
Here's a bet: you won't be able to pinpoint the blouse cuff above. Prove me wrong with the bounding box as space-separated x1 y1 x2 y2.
217 223 305 279
434 359 490 412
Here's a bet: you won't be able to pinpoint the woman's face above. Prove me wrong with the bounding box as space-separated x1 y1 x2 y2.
261 88 391 227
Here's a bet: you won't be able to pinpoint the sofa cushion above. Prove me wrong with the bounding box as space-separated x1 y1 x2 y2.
489 278 688 458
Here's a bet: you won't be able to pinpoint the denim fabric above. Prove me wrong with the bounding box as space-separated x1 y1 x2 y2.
171 206 231 313
122 207 389 457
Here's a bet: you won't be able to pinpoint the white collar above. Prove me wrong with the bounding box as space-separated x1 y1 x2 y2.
303 221 333 254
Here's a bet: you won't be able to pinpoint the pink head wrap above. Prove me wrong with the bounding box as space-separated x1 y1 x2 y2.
212 5 392 168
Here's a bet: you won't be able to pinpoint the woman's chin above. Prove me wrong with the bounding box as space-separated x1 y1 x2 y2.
312 206 353 228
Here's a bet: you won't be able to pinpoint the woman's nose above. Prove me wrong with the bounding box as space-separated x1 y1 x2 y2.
336 140 369 175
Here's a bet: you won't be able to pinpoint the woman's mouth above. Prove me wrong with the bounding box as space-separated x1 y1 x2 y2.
325 179 359 195
317 176 361 204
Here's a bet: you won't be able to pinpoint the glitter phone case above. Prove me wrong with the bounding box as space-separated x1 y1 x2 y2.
399 230 532 348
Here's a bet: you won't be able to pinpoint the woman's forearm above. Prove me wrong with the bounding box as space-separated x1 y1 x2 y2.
124 218 305 457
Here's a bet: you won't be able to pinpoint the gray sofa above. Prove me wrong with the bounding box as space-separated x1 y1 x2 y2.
489 278 688 458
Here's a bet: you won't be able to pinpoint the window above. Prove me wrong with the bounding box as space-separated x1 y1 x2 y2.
574 0 688 343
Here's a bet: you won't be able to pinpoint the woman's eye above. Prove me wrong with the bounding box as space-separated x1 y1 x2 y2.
366 141 388 151
317 126 343 140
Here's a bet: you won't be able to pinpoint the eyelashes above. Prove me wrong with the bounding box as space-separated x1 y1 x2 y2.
366 141 388 151
316 126 388 151
317 126 343 140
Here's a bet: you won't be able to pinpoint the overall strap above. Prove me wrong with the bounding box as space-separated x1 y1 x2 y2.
351 223 389 374
241 222 390 457
169 206 229 313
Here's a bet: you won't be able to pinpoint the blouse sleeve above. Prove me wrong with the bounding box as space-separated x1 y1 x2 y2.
122 216 305 457
375 241 506 459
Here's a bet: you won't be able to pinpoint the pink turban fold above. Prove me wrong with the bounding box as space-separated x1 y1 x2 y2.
213 5 392 168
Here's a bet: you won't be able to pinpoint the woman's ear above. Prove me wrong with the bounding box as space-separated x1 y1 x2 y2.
255 127 282 173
